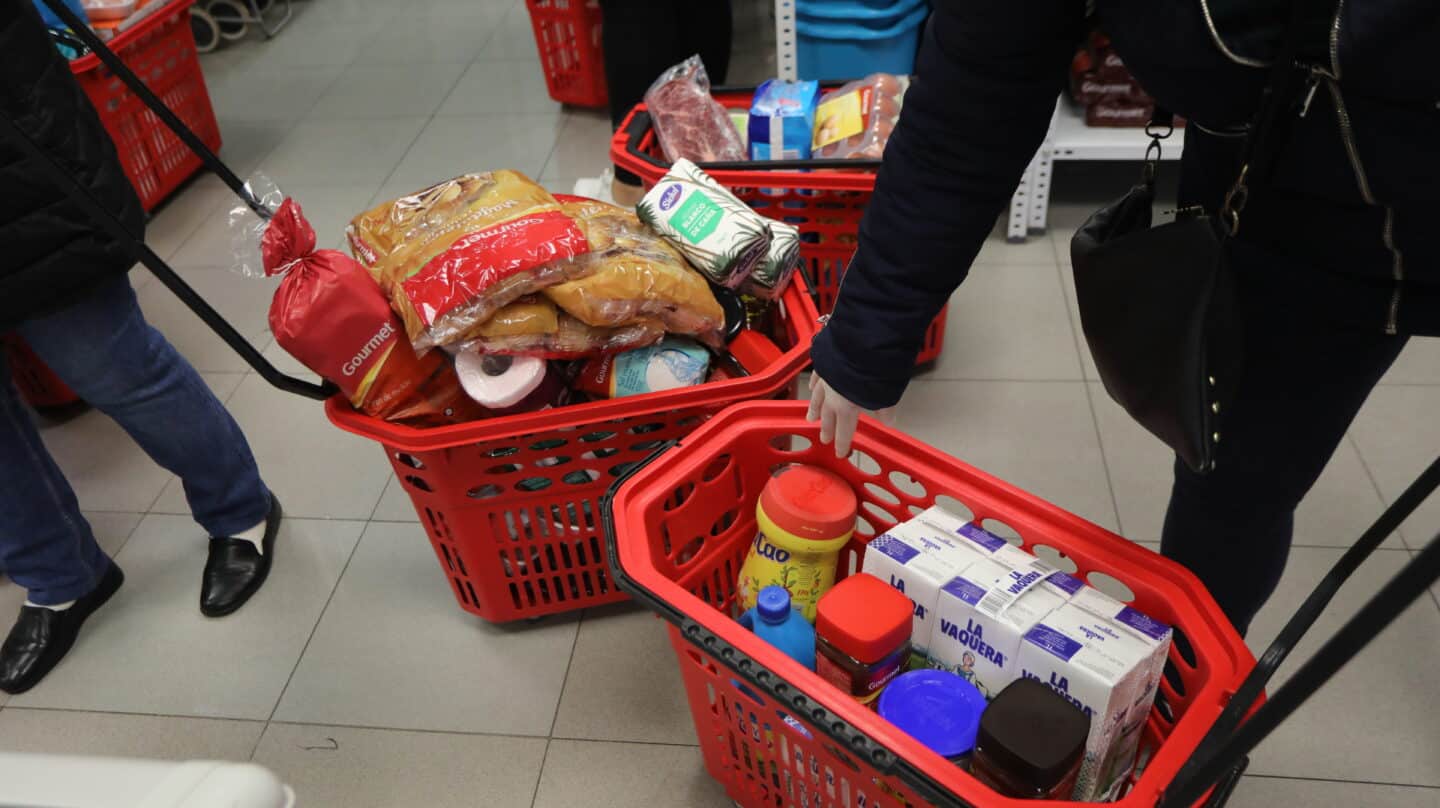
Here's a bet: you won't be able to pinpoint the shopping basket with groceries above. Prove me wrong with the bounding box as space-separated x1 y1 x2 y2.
602 401 1439 807
13 0 817 623
609 65 950 368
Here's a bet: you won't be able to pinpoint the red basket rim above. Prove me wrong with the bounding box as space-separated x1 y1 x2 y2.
69 0 196 74
607 400 1256 808
610 92 882 192
324 275 820 452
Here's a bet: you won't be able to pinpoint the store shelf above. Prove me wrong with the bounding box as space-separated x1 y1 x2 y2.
1048 101 1185 161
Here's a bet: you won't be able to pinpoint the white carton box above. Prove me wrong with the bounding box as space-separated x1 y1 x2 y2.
1016 603 1162 802
914 507 1035 569
862 521 987 662
927 553 1084 699
1068 587 1173 718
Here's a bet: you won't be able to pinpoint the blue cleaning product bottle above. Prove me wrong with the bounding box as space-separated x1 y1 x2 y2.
738 586 817 671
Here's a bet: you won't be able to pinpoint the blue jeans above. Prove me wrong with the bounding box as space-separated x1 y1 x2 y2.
0 277 269 605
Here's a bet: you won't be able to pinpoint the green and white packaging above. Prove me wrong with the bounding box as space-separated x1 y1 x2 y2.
637 158 772 288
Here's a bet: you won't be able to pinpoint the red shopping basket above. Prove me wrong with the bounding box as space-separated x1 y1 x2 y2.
525 0 607 108
324 282 820 623
71 0 221 211
611 91 948 367
603 401 1257 807
1 334 82 411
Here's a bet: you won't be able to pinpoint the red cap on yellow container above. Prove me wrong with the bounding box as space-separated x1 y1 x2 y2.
758 464 858 542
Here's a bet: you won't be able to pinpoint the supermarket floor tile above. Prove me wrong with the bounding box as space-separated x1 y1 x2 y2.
352 7 508 66
1383 338 1440 385
136 268 280 373
472 3 545 63
272 522 580 736
256 116 429 189
532 739 732 808
925 261 1085 382
252 723 546 808
550 604 695 746
8 515 363 719
1227 777 1440 808
206 62 347 124
1350 385 1440 549
307 61 470 122
539 109 615 183
0 709 265 761
384 113 565 192
437 59 561 118
369 475 419 523
1090 381 1402 549
1244 546 1440 786
896 379 1121 533
140 174 238 262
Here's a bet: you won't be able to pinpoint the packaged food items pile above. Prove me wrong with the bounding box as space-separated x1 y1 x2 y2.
243 164 801 427
1069 31 1186 129
812 73 909 159
729 466 1171 803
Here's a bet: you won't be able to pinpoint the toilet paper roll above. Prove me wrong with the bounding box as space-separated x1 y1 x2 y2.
454 353 548 410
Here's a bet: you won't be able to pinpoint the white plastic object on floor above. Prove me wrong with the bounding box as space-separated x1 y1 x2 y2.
0 754 296 807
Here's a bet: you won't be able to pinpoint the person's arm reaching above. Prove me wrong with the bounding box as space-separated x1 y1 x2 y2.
808 1 1084 455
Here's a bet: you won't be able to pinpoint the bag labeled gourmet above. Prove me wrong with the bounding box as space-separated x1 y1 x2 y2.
239 194 484 426
347 171 595 352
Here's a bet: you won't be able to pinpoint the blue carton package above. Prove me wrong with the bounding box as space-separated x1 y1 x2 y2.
748 79 820 161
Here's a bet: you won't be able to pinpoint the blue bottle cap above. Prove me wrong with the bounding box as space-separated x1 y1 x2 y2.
877 670 987 759
756 586 793 623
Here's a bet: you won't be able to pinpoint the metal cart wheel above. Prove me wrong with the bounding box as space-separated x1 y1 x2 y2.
207 0 249 41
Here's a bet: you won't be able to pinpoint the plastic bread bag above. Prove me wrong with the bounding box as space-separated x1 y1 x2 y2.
248 197 486 427
636 158 771 289
457 296 665 358
545 196 727 345
743 218 800 300
573 337 711 399
812 73 909 159
347 171 596 352
644 54 746 163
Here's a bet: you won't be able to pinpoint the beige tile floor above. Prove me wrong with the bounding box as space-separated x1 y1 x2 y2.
2 0 1437 804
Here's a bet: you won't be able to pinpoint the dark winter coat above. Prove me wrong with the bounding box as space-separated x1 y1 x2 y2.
811 0 1440 410
0 0 145 330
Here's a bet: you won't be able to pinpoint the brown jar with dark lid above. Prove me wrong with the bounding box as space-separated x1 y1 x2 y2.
971 678 1090 800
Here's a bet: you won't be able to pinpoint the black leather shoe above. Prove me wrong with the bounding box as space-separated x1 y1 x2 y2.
201 495 282 618
0 563 124 695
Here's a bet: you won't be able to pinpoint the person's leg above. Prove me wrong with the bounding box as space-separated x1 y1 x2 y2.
17 277 270 538
1159 242 1408 636
681 0 733 85
0 351 112 605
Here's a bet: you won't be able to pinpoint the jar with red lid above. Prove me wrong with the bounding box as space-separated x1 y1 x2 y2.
814 573 913 706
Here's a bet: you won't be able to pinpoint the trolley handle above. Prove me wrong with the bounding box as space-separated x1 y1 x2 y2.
600 443 969 808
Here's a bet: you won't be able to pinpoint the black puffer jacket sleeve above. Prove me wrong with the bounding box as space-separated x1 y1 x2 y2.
809 1 1084 410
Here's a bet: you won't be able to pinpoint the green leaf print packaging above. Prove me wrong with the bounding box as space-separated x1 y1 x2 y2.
746 218 800 299
637 158 772 289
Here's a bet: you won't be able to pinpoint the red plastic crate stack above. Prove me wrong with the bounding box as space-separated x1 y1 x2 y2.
70 0 220 211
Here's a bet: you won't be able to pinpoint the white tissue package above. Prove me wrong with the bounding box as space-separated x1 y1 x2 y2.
861 520 988 664
1016 602 1169 801
927 551 1083 699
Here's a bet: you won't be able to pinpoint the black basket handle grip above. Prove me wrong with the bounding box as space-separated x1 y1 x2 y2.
0 108 335 402
599 442 973 808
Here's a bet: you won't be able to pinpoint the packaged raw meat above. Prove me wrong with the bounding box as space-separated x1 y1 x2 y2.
644 55 746 164
636 159 771 290
545 196 727 345
347 172 596 352
255 197 486 427
812 73 909 160
457 296 664 358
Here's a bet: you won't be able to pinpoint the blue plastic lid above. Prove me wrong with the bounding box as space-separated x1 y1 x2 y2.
878 670 987 759
757 586 793 623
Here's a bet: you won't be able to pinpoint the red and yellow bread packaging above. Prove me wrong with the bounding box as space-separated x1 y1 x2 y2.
264 198 484 426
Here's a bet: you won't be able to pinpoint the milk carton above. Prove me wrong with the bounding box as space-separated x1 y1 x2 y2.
1068 586 1173 718
1016 603 1163 801
862 520 988 665
927 551 1084 699
914 507 1035 569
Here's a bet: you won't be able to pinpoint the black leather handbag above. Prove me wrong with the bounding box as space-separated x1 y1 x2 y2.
1069 3 1320 473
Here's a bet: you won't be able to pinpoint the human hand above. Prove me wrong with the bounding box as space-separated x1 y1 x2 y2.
805 375 895 458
